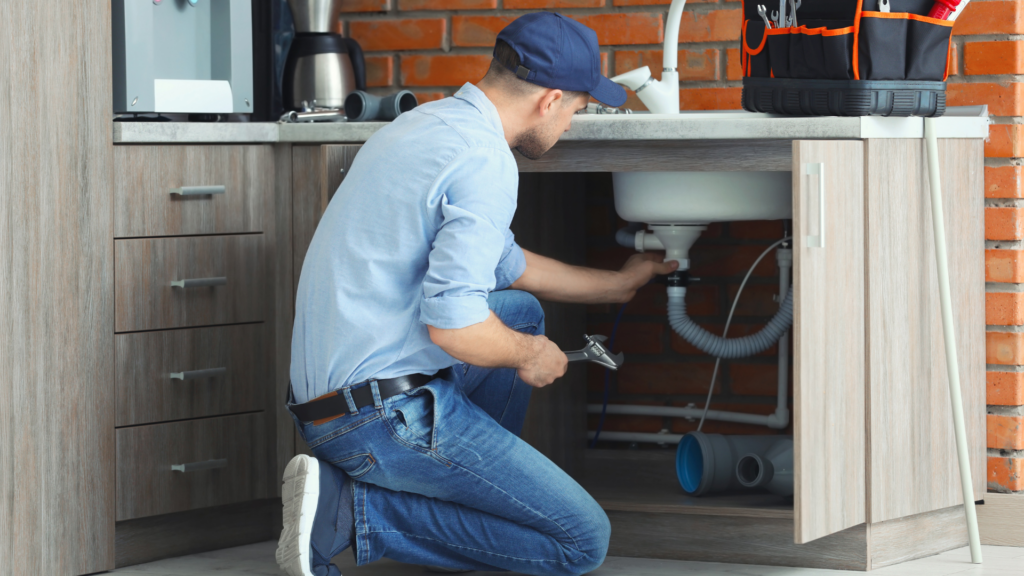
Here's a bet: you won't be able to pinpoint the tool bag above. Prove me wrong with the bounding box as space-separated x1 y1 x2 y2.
740 0 955 116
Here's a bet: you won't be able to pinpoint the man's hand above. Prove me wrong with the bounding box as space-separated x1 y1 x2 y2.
612 253 679 303
517 335 568 388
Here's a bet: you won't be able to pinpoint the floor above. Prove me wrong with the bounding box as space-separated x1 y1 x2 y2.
109 540 1024 576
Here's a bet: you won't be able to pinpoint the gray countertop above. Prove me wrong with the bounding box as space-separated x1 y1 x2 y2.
112 111 989 144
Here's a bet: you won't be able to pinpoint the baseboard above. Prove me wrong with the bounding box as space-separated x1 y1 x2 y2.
115 498 282 568
867 505 968 570
979 493 1024 547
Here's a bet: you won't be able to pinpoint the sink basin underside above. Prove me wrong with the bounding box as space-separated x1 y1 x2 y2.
613 171 793 224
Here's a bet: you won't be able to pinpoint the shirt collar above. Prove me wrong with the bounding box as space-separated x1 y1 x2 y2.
453 83 506 140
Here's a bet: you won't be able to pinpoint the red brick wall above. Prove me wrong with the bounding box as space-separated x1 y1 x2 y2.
333 0 1024 493
951 0 1024 494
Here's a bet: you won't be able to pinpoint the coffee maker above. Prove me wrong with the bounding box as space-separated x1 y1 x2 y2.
284 0 366 111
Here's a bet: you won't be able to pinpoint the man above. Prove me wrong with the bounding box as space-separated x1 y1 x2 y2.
277 12 677 576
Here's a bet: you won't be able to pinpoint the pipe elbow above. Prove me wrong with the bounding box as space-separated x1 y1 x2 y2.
766 407 790 430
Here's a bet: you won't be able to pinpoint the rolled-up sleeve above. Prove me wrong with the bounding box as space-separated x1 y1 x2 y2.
419 147 519 330
495 229 526 290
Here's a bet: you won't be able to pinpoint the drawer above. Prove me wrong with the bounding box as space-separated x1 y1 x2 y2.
116 412 269 521
115 235 264 332
116 324 265 426
114 145 271 238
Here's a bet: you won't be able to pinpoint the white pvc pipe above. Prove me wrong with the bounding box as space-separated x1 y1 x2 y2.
586 404 788 428
587 431 683 444
924 118 982 564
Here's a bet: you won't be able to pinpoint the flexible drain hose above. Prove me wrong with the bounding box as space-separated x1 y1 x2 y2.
667 287 794 359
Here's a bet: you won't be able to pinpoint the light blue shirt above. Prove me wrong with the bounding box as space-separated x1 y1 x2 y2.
290 84 527 404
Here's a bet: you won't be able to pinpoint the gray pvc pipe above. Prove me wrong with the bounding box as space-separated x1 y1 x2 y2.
615 223 644 249
735 437 793 496
344 90 418 122
667 287 793 359
677 431 793 497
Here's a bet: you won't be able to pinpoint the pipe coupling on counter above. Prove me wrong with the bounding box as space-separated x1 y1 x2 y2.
667 287 794 359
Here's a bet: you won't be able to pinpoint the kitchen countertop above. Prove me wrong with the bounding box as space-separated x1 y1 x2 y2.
112 112 990 145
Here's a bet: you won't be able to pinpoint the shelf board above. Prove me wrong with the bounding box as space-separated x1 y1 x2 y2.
580 449 794 520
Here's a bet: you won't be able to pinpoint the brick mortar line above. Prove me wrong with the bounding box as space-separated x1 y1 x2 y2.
986 198 1024 207
362 42 747 56
986 282 1024 293
989 405 1024 416
987 364 1024 373
987 447 1024 459
986 324 1024 333
987 240 1024 249
985 158 1022 168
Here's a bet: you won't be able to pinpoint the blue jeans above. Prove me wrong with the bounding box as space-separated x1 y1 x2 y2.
289 290 610 575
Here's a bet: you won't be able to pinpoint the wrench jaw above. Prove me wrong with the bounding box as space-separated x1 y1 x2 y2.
565 334 625 371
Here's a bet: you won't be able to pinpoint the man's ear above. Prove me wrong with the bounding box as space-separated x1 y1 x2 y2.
537 89 563 117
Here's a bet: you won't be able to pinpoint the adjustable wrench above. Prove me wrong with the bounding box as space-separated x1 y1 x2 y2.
565 335 625 371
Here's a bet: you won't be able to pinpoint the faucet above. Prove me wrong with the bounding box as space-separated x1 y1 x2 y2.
610 0 686 114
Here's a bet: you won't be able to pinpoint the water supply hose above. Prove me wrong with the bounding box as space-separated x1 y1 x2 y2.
668 287 793 359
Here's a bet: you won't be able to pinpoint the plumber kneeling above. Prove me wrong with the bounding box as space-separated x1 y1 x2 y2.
278 12 676 576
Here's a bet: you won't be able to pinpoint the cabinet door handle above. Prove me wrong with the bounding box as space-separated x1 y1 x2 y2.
805 163 825 249
170 367 227 381
171 459 228 473
169 185 225 196
171 277 227 288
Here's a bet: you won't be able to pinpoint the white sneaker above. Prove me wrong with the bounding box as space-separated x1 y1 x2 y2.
277 454 321 576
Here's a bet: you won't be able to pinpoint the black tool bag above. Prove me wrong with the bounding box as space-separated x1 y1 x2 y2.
740 0 955 116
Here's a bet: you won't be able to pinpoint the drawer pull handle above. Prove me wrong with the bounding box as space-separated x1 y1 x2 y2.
171 277 227 288
171 459 228 473
169 185 225 196
805 163 826 249
170 367 227 380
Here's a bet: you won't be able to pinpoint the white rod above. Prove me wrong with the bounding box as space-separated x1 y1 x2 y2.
662 0 687 70
924 118 982 564
586 404 773 426
587 431 683 444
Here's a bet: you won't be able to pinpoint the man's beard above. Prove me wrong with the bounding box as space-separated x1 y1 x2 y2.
513 125 555 160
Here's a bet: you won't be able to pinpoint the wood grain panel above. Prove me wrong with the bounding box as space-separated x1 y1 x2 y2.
793 140 867 543
271 144 295 496
114 145 270 238
515 140 793 173
867 505 968 569
116 412 269 521
513 173 588 477
605 511 867 571
978 492 1024 547
292 146 323 302
0 2 115 574
115 324 265 426
115 499 280 569
115 235 265 332
864 139 986 524
321 145 361 204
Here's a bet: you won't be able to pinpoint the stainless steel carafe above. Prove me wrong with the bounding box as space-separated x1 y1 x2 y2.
288 0 335 33
284 0 366 110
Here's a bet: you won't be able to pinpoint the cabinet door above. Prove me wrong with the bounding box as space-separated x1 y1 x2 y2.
290 144 361 457
793 141 866 544
863 139 985 524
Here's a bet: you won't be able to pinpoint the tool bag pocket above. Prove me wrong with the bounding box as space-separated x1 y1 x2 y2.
857 12 953 80
758 22 856 80
742 20 772 78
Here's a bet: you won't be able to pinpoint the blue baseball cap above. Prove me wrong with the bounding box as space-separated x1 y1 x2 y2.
495 12 627 107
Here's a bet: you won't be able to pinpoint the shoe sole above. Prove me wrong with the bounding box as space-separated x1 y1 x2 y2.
277 454 320 576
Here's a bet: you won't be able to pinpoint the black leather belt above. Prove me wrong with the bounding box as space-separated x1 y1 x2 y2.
288 373 435 422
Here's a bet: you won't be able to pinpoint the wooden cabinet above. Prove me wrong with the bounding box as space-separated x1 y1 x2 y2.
114 146 270 238
114 235 266 332
115 325 266 426
115 413 270 521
